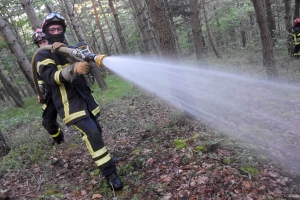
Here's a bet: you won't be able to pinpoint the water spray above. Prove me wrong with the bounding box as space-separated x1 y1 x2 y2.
32 47 300 174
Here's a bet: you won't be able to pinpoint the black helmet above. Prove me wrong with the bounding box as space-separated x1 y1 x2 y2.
41 12 66 33
32 28 47 44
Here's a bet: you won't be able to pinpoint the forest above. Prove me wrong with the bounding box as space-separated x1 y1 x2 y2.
0 0 300 199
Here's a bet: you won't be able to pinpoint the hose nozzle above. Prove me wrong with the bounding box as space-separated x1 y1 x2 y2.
94 54 107 67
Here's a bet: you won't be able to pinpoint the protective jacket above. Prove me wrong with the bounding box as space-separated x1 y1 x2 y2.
36 49 100 126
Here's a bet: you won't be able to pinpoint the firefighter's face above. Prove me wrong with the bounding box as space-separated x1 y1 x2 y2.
48 25 64 34
38 39 48 47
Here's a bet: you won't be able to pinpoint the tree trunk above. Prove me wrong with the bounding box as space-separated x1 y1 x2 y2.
91 0 110 55
203 0 222 58
0 69 24 108
295 0 300 19
19 0 41 30
265 0 276 40
98 0 119 54
131 0 152 53
0 132 11 157
63 0 85 42
189 0 205 60
136 0 160 55
144 0 178 59
145 0 197 120
285 0 294 56
108 0 128 54
0 14 36 94
91 64 108 90
251 0 278 80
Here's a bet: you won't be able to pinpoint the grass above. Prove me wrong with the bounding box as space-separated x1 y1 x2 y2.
92 75 136 104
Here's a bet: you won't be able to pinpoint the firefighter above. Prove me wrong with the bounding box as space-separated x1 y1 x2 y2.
291 18 300 57
35 12 123 190
32 28 65 144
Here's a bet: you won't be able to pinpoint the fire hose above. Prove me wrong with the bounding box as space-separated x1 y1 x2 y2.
31 43 106 102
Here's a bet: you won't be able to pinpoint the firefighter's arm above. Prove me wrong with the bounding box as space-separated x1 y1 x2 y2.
60 61 91 82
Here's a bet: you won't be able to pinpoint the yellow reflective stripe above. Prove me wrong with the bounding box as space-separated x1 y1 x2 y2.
58 64 70 71
95 154 112 166
37 59 55 75
54 71 62 85
92 147 108 158
73 125 95 155
38 80 44 84
92 106 100 116
58 84 69 117
63 111 86 124
51 128 61 138
42 104 47 110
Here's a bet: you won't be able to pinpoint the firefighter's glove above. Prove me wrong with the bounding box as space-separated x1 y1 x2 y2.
61 61 90 82
39 84 45 95
74 61 90 75
37 95 45 104
51 42 67 53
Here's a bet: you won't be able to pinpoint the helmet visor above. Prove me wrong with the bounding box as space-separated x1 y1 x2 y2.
45 12 65 22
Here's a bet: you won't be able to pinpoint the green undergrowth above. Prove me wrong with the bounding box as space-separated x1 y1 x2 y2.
0 97 41 131
92 75 137 104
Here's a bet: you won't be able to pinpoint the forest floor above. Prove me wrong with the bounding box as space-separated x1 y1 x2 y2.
1 92 300 200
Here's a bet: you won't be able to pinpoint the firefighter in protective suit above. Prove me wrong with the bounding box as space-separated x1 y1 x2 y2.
35 12 123 190
291 18 300 57
32 28 65 144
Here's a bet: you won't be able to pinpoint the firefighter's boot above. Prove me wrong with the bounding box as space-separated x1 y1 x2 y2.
52 131 64 145
105 172 123 191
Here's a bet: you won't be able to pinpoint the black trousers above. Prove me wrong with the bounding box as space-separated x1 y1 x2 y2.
73 116 116 177
42 99 63 139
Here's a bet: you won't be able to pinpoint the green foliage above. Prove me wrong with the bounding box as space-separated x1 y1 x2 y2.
92 75 134 103
240 165 260 175
0 97 41 131
93 169 101 176
194 145 207 152
174 139 187 150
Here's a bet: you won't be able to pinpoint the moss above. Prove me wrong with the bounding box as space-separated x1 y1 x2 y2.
43 189 59 195
132 149 141 155
191 134 200 139
174 139 187 150
194 145 207 152
240 165 260 175
93 169 100 176
224 157 233 164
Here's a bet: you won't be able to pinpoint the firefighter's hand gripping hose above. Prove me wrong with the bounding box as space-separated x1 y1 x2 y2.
31 44 107 102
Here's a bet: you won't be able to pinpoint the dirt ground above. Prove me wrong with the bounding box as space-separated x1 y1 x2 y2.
1 94 300 199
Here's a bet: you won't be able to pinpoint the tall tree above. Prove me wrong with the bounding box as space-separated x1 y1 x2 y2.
285 0 294 56
98 0 119 54
108 0 128 54
251 0 278 80
189 0 205 61
144 0 179 59
19 0 40 30
130 0 151 53
0 13 35 94
203 0 222 58
265 0 276 39
63 0 85 42
91 0 110 55
295 0 300 19
130 0 160 55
